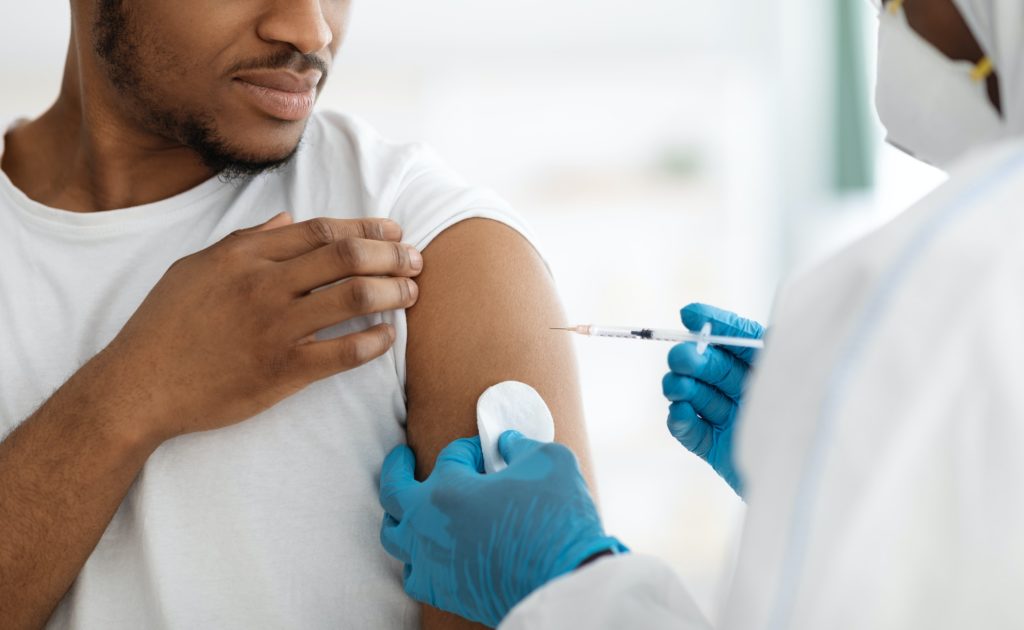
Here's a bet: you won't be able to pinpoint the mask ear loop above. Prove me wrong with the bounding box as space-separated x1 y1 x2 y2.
970 57 994 83
970 54 999 116
887 0 994 85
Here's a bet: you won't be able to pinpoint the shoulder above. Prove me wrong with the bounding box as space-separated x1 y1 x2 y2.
300 110 474 212
296 110 426 205
296 111 529 250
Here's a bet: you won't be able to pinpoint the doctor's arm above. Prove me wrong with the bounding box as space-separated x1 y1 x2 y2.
379 429 712 628
403 218 595 629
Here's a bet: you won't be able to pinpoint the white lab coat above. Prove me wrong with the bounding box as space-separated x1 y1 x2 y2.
501 140 1024 630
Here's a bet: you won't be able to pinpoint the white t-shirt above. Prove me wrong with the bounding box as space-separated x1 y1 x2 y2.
0 111 535 629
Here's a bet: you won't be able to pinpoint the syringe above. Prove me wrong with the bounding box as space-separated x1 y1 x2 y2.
552 324 764 353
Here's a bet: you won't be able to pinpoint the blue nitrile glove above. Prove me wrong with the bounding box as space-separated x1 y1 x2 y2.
379 432 627 628
661 303 765 496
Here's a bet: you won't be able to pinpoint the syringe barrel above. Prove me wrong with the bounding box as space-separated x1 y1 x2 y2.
583 325 765 349
587 326 696 343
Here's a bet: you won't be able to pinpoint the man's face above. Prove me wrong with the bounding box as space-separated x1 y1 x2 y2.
91 0 349 178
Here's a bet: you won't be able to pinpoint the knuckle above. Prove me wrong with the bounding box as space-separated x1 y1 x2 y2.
670 401 696 422
540 442 575 466
669 344 700 374
692 387 712 409
345 278 376 312
335 237 366 270
363 220 385 241
339 333 384 367
368 326 395 357
678 377 696 399
224 223 262 242
305 218 336 247
662 373 677 398
395 278 412 304
214 237 246 261
212 238 257 271
334 341 361 368
377 324 395 346
711 357 736 388
544 446 577 471
391 243 407 270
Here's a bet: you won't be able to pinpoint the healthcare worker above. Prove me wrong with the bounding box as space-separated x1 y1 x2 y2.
378 0 1024 627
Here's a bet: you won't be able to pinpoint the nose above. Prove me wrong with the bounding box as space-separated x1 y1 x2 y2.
257 0 334 55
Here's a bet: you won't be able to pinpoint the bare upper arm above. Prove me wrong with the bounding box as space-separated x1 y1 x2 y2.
405 218 594 629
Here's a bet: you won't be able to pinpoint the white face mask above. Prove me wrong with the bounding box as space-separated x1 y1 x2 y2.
875 1 1004 169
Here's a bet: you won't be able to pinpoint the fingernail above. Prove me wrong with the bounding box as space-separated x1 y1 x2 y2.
407 279 419 301
408 248 423 271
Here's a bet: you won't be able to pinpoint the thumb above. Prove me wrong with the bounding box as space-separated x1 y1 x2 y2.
222 212 293 244
256 211 294 232
680 303 764 363
241 211 293 235
379 445 418 520
435 437 486 475
498 430 543 465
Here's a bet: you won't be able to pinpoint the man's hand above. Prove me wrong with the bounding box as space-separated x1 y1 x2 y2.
99 212 423 443
0 212 422 629
379 431 626 628
662 303 765 496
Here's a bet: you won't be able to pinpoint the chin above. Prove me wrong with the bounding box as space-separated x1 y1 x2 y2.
196 137 302 179
177 107 309 176
232 119 307 155
242 141 302 164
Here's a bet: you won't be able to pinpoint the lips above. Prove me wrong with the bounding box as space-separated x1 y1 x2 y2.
233 70 322 122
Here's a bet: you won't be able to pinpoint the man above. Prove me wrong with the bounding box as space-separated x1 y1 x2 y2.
0 1 593 628
379 0 1024 628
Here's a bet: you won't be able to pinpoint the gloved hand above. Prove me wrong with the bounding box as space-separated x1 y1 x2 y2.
379 432 627 628
662 303 765 496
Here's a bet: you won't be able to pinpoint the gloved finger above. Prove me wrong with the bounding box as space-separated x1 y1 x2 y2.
668 402 714 458
379 513 412 563
681 303 765 364
435 437 486 475
401 564 427 609
380 445 418 520
498 429 545 465
662 374 736 426
667 342 748 399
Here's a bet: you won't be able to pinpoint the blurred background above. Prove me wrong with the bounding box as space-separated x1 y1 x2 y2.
1 0 949 621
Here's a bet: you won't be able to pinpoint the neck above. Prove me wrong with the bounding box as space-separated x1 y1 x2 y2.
1 33 218 213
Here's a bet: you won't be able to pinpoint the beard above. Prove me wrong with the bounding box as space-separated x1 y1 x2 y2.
91 0 299 181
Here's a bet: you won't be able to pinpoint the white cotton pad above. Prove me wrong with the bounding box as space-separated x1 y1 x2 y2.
476 381 556 474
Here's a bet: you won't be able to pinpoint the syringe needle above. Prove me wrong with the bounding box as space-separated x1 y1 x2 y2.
551 325 591 335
